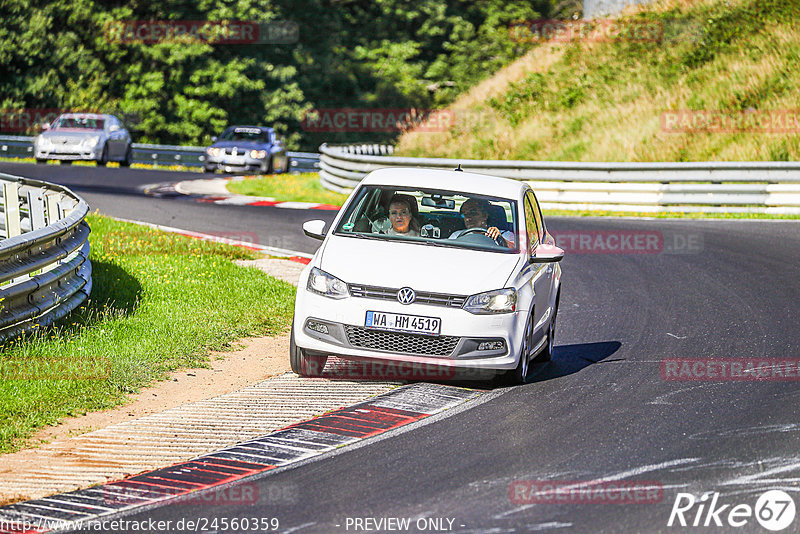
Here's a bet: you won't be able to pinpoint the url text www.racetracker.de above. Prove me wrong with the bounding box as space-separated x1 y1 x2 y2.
0 516 281 533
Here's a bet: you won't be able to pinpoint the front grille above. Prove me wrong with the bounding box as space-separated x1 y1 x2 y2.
53 137 80 145
345 325 459 356
348 284 467 309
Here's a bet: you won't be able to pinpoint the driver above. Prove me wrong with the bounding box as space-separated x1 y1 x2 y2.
450 198 516 249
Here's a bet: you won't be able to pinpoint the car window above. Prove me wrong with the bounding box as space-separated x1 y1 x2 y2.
524 193 540 254
219 127 268 142
334 185 518 253
52 116 105 130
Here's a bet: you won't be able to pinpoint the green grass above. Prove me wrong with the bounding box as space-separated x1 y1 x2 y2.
397 0 800 162
0 214 296 453
227 173 350 206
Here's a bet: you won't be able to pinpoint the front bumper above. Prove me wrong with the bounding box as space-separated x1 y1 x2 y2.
35 147 102 161
293 286 526 373
205 156 265 172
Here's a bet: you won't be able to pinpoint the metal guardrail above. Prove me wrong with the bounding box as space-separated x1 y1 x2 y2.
318 143 800 213
0 136 320 173
0 172 91 341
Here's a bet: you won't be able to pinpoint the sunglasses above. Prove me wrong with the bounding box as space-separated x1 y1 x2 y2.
461 210 483 217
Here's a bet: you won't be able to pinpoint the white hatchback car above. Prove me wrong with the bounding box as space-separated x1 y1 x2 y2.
291 167 563 384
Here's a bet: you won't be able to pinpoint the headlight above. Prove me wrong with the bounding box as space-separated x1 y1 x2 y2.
206 147 220 157
250 149 267 159
83 136 100 147
37 136 51 147
463 288 517 314
307 267 349 299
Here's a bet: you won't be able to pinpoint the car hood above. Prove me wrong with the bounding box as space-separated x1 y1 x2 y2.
319 235 522 295
40 130 103 139
211 140 271 150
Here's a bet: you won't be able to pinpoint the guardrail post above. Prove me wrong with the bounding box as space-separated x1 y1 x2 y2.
45 192 60 226
3 182 21 238
27 189 47 230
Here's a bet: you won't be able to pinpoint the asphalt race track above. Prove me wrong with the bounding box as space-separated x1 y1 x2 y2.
0 161 334 255
4 162 800 533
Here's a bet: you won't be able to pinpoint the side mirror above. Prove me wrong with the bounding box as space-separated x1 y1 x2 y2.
303 219 327 240
41 123 50 131
109 124 120 133
530 243 564 263
210 136 217 143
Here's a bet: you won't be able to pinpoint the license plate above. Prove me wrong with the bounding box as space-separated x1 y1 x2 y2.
365 311 441 336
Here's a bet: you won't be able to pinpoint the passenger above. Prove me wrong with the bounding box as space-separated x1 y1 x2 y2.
386 194 420 237
451 198 515 248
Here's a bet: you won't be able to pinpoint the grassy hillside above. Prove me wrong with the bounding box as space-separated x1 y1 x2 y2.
396 0 800 161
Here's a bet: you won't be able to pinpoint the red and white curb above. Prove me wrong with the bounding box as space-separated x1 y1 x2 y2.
109 217 313 264
170 177 340 211
0 383 480 533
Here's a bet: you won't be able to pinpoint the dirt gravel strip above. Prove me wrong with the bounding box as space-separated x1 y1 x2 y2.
0 383 482 534
0 374 397 506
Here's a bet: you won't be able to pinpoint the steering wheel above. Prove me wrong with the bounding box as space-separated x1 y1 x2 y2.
458 227 506 247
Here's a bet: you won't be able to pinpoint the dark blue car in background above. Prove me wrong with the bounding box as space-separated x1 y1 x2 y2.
204 125 289 174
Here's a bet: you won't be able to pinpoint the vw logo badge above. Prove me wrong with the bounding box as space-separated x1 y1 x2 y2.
397 287 415 305
232 147 238 156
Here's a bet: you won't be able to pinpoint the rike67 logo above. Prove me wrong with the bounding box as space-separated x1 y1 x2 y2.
668 490 796 531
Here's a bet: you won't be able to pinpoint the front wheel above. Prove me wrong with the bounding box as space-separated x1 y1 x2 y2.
97 145 108 167
534 291 560 364
35 158 46 165
120 146 132 167
503 312 533 385
290 322 328 377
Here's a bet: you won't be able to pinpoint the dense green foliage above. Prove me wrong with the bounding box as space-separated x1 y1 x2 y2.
0 0 567 150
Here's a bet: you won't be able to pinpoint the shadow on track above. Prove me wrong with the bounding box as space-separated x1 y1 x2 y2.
527 340 622 383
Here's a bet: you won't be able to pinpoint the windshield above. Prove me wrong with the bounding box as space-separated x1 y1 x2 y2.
219 127 268 142
52 116 104 130
334 185 519 253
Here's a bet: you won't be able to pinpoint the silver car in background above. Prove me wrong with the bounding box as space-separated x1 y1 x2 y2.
34 113 133 166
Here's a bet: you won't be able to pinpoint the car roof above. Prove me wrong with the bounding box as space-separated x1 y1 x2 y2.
360 167 527 199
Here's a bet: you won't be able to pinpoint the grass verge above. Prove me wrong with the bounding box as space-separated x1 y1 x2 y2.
0 214 295 454
227 172 349 206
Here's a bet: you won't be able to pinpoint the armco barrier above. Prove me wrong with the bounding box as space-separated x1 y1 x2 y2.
0 135 320 173
0 172 91 341
318 143 800 214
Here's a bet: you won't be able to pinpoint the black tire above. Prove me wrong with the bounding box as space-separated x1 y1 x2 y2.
204 166 215 173
503 312 534 385
290 322 327 377
265 156 274 175
35 158 46 165
97 145 108 167
534 290 560 364
61 160 73 165
120 146 132 167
